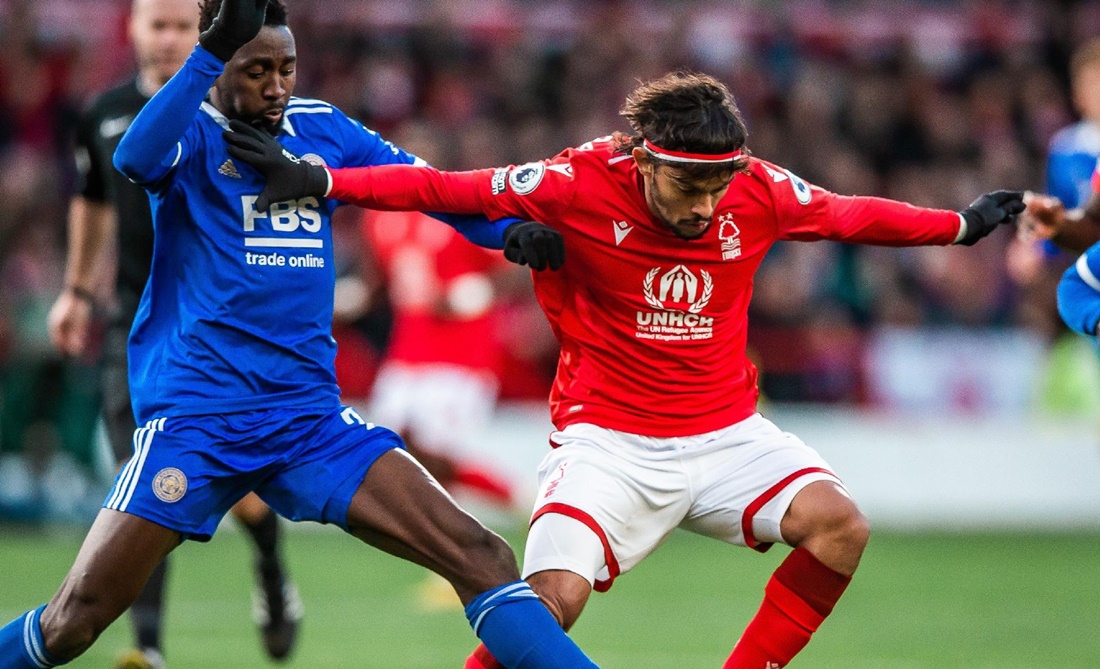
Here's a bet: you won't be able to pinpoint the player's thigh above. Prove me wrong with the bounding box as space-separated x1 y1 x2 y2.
681 414 846 551
344 448 518 602
229 491 271 524
254 406 402 528
41 508 180 650
526 425 691 591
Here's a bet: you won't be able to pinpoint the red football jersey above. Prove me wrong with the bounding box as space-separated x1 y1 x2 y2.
330 138 962 436
363 209 503 372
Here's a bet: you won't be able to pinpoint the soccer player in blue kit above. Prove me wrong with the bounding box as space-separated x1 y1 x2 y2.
0 1 593 667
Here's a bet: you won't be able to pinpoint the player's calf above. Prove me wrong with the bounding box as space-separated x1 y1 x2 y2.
725 481 869 669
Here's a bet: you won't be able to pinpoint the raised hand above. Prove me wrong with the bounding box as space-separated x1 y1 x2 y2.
199 0 269 62
223 119 330 210
956 190 1027 246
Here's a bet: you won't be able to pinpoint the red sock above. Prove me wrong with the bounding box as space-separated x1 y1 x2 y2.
464 643 505 669
724 547 852 669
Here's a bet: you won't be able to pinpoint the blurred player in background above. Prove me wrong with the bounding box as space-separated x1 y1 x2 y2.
0 1 596 668
361 207 518 612
45 0 301 666
1021 158 1100 334
229 70 1026 668
1045 40 1100 212
1007 39 1100 408
362 208 516 508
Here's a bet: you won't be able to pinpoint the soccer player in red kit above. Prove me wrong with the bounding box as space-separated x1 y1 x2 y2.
225 71 1025 668
362 210 515 506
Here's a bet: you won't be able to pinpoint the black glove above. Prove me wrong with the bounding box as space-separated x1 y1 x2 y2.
956 190 1026 246
199 0 269 62
503 221 565 271
223 119 329 210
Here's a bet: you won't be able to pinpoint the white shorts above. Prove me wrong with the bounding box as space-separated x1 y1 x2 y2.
522 413 844 591
366 362 498 453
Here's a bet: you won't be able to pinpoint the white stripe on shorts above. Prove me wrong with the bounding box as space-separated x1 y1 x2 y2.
106 418 164 512
106 425 146 509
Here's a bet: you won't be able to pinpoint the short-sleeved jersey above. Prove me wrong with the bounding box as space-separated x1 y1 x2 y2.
362 210 503 371
73 78 155 310
115 47 463 423
329 137 962 437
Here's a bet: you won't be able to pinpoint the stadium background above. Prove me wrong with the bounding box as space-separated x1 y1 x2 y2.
1 0 1099 666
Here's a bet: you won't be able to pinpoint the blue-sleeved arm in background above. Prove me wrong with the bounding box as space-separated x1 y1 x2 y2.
114 45 225 186
1058 243 1100 336
428 213 517 250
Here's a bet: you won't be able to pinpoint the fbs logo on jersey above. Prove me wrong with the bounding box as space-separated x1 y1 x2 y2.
219 159 242 179
152 467 187 503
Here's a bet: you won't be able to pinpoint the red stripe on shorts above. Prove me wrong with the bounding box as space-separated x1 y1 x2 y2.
741 467 837 552
531 502 620 592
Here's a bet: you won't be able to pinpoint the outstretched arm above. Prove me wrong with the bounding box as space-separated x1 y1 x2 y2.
779 190 1024 246
1020 190 1100 254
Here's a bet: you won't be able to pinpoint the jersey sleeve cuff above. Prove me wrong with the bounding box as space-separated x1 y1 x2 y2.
952 212 967 244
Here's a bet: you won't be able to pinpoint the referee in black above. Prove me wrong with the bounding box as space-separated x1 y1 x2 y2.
47 0 301 666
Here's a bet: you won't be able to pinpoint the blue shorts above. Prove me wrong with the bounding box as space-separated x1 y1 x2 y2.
103 406 402 541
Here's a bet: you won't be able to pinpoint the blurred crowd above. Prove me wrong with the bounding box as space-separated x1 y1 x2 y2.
2 0 1100 517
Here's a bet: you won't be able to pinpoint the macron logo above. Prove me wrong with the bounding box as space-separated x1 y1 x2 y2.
613 220 633 245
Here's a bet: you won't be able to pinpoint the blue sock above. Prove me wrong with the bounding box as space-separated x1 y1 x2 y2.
464 581 598 669
0 606 62 668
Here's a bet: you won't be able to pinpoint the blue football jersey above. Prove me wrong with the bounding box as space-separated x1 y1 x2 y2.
1059 242 1100 336
1047 120 1100 208
115 46 508 423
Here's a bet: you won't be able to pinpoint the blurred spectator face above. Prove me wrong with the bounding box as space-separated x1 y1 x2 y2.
130 0 200 87
633 151 734 240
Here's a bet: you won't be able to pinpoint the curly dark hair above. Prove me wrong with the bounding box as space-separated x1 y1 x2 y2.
198 0 289 33
616 71 750 180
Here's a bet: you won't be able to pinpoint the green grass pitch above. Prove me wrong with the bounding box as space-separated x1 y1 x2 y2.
2 524 1098 668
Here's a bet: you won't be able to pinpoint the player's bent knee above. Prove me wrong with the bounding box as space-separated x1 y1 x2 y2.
833 506 871 554
784 481 870 558
448 524 521 594
526 571 591 631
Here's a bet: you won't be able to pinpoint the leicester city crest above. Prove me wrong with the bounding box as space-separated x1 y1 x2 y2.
152 467 188 503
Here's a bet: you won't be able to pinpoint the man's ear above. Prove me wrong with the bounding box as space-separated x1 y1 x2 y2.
632 146 654 177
